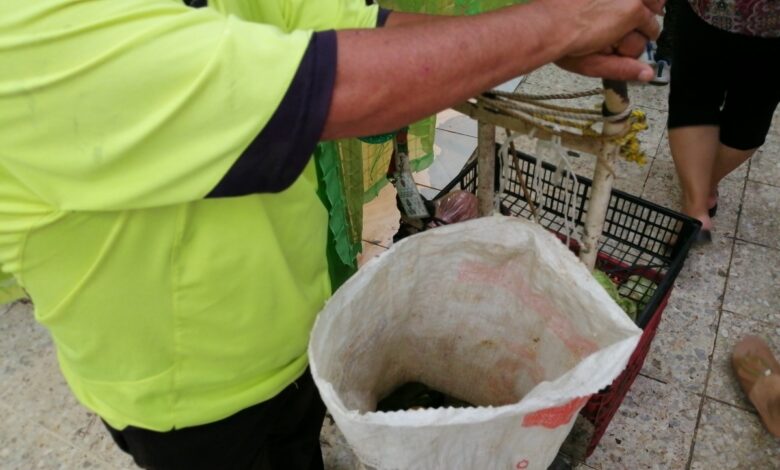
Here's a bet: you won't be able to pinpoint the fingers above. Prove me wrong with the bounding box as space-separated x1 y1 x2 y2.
556 55 655 82
642 0 666 15
634 7 661 41
614 31 649 58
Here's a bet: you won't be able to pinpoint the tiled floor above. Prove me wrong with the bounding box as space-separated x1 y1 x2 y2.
2 66 779 469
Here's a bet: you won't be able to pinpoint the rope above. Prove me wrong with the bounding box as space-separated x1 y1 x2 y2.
486 89 603 101
480 93 631 124
474 88 650 165
500 127 582 247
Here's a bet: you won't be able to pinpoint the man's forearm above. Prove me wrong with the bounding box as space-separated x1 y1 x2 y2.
323 3 566 140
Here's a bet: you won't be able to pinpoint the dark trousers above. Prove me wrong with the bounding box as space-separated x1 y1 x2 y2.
668 0 780 149
655 0 681 62
104 371 326 470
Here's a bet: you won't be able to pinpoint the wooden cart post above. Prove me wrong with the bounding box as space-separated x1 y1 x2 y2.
477 121 497 216
579 80 630 270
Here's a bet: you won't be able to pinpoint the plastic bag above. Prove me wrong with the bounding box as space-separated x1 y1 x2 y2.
430 190 479 226
309 216 641 470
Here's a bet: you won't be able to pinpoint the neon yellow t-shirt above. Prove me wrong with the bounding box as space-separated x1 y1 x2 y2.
0 0 378 431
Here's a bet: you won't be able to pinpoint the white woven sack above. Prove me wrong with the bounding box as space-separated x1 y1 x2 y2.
310 216 641 470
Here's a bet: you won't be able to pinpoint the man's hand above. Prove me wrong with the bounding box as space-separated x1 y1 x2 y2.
556 28 657 81
545 0 662 58
556 54 654 82
550 0 663 81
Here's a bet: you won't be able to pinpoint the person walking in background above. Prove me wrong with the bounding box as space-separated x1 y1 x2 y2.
668 0 780 243
647 0 680 85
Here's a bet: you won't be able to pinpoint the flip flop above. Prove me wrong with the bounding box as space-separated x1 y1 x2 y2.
708 189 719 218
693 229 712 246
732 335 780 437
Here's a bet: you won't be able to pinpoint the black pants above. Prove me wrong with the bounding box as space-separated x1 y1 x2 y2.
655 0 681 62
104 371 326 470
668 0 780 150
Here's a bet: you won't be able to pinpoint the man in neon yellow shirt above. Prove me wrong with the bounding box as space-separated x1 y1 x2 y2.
0 0 661 467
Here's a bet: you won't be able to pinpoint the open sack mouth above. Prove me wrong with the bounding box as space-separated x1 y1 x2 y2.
310 216 641 420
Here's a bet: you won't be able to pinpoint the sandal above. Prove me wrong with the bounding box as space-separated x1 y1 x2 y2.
732 335 780 437
708 189 719 218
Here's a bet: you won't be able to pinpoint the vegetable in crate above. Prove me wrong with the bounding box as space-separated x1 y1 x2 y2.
592 270 638 322
618 275 657 305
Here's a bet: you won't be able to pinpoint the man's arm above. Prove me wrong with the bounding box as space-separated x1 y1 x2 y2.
382 10 444 27
323 0 662 140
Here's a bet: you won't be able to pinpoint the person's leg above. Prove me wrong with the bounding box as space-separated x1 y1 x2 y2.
666 1 727 233
709 145 758 191
711 34 780 199
669 126 720 229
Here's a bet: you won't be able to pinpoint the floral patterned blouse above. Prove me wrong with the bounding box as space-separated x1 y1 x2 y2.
690 0 780 37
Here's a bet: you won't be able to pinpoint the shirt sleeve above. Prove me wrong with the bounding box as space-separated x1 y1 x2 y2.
210 0 381 31
0 1 332 210
377 8 392 27
207 30 337 197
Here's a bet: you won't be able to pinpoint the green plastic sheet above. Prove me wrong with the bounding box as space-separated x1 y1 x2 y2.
323 0 529 276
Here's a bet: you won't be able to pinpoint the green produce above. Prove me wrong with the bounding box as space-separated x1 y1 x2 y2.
618 275 657 305
592 270 638 323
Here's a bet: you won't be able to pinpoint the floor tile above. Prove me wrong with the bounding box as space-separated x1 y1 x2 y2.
748 112 780 186
417 183 441 201
722 241 780 325
706 310 780 410
629 82 669 113
689 398 780 469
321 415 364 470
737 181 780 250
360 184 399 248
749 143 780 187
435 109 477 138
0 404 79 470
357 241 388 268
0 302 51 385
413 129 476 191
641 160 743 239
583 375 699 470
661 230 732 313
641 291 718 393
0 300 151 469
